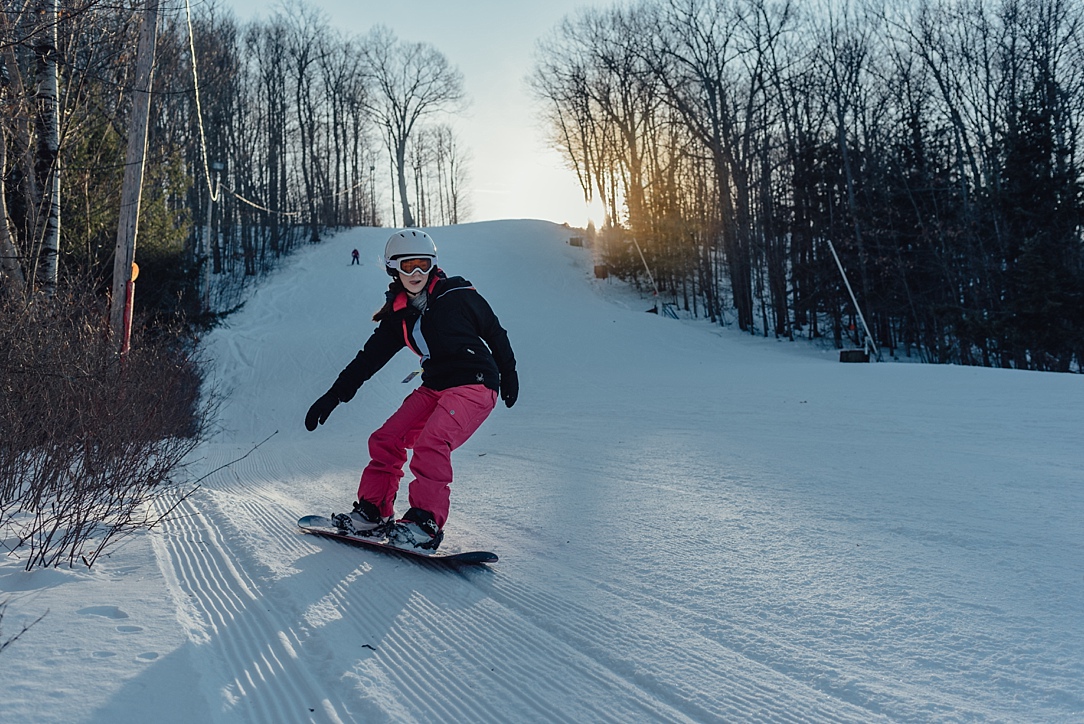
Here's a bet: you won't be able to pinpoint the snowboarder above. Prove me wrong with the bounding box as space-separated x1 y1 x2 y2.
351 248 360 265
305 229 518 551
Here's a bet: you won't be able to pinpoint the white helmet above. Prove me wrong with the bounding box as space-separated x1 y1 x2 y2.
384 229 437 276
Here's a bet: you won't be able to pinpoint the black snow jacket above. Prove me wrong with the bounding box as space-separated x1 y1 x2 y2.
328 269 515 402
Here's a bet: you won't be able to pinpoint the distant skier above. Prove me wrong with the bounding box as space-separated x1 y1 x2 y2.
350 248 360 265
305 229 518 551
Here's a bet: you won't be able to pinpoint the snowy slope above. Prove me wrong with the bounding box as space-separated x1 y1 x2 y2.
2 220 1083 722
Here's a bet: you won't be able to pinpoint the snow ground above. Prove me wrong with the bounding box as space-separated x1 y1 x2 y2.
2 219 1083 722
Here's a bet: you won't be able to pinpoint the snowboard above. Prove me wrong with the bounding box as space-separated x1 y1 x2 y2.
297 515 498 565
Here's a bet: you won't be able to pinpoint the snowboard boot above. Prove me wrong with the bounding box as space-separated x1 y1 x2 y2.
332 499 392 537
386 507 444 552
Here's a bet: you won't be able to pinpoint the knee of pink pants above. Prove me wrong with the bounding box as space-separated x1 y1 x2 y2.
356 385 496 527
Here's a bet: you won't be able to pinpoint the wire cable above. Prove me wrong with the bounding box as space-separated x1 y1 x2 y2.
222 185 301 217
182 0 218 204
180 0 374 220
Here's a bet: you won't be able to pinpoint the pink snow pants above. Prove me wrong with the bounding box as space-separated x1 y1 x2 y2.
356 384 497 529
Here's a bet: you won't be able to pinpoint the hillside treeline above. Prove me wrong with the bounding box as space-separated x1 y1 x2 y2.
533 0 1084 371
1 0 467 318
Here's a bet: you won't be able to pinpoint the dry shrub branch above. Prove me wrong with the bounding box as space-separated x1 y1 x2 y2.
0 290 211 570
0 598 47 654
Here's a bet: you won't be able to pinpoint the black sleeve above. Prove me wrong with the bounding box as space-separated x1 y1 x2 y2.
468 291 516 375
328 319 405 402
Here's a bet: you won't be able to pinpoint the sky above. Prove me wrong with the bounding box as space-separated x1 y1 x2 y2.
222 0 610 227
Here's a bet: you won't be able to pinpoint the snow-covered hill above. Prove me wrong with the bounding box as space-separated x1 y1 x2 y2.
2 220 1083 722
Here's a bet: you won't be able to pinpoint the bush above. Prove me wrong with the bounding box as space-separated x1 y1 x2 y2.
0 289 212 570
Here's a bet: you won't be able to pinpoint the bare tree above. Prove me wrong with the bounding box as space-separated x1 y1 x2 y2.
0 11 28 294
0 111 26 294
361 25 465 228
432 124 471 225
284 1 328 243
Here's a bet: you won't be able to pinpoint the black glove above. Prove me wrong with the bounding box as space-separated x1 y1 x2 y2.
499 370 518 408
305 391 339 431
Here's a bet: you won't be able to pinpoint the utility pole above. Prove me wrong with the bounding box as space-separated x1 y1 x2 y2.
109 0 159 355
369 163 376 226
390 163 397 227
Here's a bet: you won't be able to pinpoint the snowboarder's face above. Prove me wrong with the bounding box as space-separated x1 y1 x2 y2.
399 269 429 296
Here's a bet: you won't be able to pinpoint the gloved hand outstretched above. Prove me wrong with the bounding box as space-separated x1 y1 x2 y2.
305 391 339 431
499 370 519 408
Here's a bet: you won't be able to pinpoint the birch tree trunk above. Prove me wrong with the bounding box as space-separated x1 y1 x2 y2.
34 0 60 297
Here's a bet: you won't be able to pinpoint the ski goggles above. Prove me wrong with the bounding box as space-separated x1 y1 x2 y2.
386 256 435 275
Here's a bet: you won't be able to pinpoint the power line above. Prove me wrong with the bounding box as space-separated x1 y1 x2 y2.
179 0 386 222
182 0 307 219
223 185 300 218
182 0 218 204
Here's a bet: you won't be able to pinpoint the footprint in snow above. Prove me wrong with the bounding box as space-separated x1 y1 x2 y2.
76 605 129 620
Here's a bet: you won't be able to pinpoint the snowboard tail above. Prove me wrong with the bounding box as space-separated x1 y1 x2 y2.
297 515 498 565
